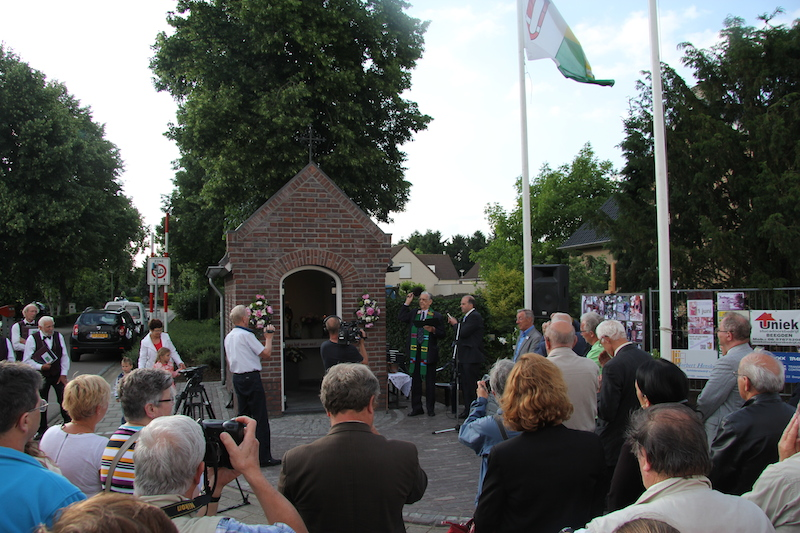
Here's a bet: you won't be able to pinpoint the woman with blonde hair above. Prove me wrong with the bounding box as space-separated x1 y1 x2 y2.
39 374 110 496
474 353 606 533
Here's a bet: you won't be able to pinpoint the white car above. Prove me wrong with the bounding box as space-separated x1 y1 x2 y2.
105 299 146 335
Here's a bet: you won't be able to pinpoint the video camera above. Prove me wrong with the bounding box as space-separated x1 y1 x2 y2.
337 320 362 346
179 365 208 385
201 419 245 469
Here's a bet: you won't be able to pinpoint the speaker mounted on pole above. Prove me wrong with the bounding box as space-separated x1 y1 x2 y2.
532 264 569 318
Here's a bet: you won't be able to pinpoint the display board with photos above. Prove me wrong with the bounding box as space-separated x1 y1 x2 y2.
581 293 645 345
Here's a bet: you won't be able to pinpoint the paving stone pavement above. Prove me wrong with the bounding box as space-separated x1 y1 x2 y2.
68 364 478 531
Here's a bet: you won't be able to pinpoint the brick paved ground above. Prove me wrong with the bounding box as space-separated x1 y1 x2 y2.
75 363 477 531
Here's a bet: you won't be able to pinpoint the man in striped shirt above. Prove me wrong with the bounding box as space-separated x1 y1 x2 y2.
100 368 174 493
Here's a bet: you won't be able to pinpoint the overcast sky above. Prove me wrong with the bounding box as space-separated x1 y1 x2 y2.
2 1 796 258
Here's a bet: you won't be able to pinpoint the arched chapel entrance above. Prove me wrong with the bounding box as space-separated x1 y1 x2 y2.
281 267 340 413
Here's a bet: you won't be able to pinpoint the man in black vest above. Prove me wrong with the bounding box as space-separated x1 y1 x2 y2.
11 303 38 361
23 316 71 438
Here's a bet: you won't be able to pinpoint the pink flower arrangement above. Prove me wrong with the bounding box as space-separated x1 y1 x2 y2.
357 293 380 328
247 293 273 332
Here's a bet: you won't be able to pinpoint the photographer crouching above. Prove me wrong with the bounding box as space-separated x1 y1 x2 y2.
135 414 307 533
320 316 368 371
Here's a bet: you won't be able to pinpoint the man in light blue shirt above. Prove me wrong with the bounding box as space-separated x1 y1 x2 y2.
513 309 542 361
0 362 85 533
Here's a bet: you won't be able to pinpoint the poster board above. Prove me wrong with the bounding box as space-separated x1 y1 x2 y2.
582 293 645 344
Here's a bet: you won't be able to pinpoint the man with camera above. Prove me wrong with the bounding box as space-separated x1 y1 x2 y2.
279 364 427 533
320 315 367 371
225 304 280 467
135 414 307 533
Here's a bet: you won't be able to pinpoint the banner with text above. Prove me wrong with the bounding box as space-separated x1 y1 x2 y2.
750 310 800 345
670 349 718 379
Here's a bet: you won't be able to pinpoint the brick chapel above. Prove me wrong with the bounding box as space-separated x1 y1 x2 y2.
215 163 391 415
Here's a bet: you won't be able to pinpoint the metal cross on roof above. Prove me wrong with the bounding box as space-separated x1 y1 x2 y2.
296 125 325 164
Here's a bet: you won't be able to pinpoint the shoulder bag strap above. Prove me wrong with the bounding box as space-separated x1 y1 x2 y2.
493 414 509 440
104 431 141 492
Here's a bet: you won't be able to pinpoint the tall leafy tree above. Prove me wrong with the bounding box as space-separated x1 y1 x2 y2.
0 48 144 309
399 230 446 255
473 144 616 317
606 12 800 290
151 0 431 278
475 143 618 274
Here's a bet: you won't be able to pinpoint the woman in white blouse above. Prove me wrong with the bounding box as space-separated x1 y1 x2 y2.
137 318 186 370
39 375 110 496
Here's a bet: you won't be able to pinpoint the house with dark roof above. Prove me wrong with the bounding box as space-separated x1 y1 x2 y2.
385 245 485 296
558 196 619 260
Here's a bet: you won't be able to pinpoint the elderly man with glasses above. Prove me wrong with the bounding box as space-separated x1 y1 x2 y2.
696 312 754 446
0 362 84 532
100 368 175 494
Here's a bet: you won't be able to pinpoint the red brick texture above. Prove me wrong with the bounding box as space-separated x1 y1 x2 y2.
222 164 391 415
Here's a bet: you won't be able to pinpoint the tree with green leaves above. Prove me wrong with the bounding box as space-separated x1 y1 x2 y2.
400 230 446 255
151 0 431 284
605 12 800 290
473 144 616 317
0 47 144 310
475 143 617 274
446 231 487 274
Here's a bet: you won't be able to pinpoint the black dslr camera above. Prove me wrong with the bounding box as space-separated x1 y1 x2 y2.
201 419 245 469
337 321 362 346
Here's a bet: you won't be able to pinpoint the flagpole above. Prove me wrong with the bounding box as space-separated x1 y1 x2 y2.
648 0 673 358
517 0 533 310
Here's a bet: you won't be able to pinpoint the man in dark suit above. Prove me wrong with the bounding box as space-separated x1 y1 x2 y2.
710 350 794 495
399 291 445 416
278 364 427 533
595 319 651 474
448 295 486 418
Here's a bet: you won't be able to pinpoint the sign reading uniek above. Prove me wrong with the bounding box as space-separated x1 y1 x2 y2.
750 310 800 345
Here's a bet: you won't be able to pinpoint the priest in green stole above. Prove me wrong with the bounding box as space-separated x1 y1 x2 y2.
399 291 446 416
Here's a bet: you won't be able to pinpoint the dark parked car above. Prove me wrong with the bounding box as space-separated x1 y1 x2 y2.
70 308 138 361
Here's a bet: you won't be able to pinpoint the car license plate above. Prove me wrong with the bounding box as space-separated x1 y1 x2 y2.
89 332 109 339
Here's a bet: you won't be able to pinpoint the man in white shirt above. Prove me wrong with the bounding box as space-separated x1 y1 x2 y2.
225 304 280 467
11 303 38 361
23 315 70 438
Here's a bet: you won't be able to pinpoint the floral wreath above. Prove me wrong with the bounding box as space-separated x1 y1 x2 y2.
355 293 380 328
247 293 273 332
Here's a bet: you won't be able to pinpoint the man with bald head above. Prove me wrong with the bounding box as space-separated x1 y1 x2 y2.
710 350 794 495
533 312 589 357
545 320 599 432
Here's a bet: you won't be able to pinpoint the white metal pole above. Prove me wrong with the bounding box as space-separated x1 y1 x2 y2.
648 0 673 358
517 0 533 310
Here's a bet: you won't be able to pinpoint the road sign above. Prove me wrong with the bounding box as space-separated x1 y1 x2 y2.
147 257 171 286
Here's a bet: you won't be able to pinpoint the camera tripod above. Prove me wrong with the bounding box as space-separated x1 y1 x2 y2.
174 365 250 512
174 365 216 420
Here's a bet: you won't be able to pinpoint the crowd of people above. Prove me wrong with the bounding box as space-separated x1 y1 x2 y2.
3 297 800 532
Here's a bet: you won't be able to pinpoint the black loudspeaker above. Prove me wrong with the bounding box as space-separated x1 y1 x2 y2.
532 264 569 317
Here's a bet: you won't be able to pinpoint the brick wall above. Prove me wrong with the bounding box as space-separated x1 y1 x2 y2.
223 164 391 415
